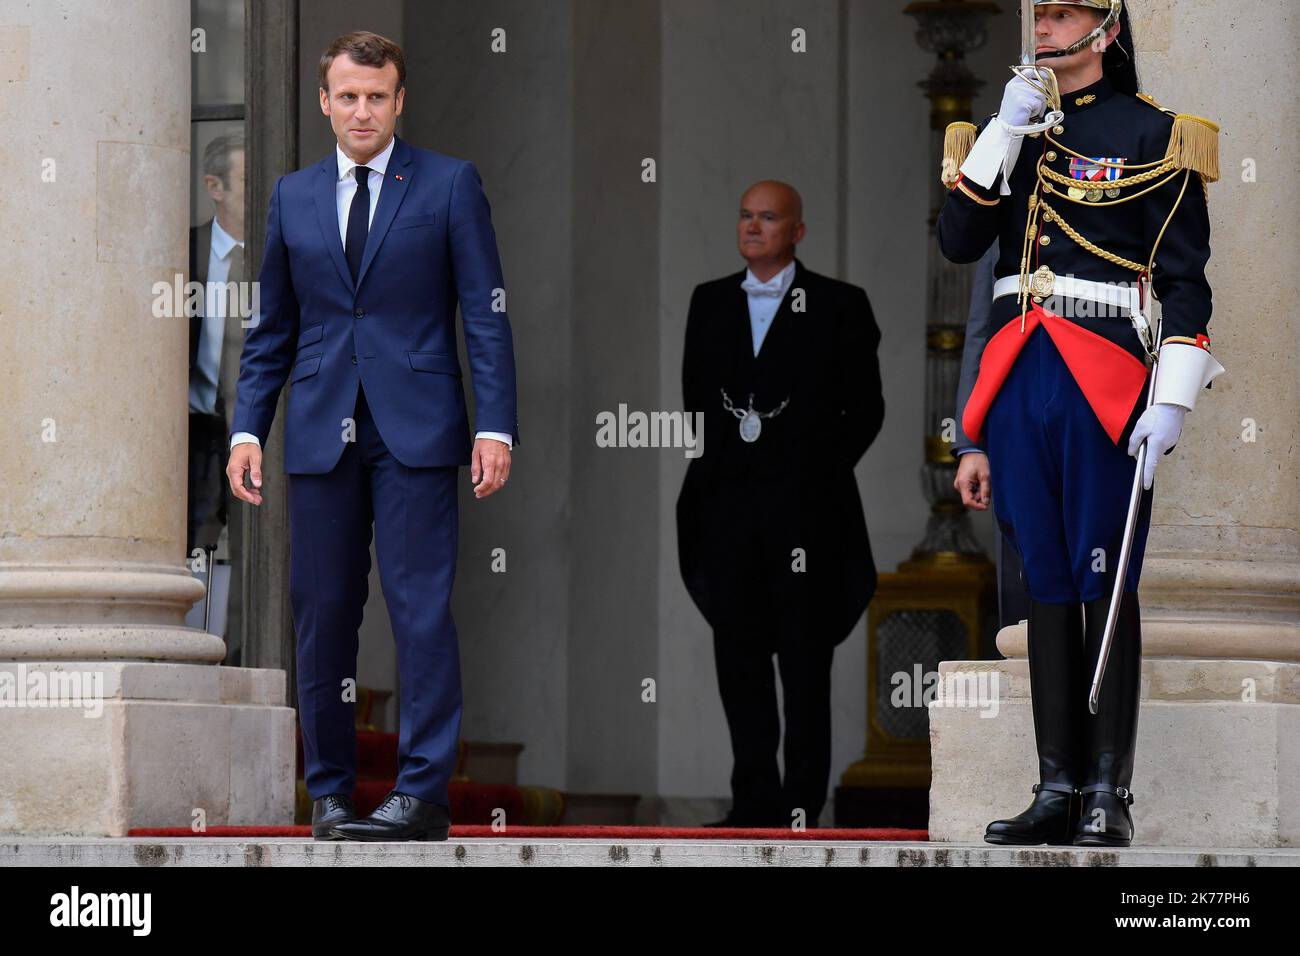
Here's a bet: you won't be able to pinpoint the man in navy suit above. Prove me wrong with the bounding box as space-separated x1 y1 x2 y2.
225 31 518 842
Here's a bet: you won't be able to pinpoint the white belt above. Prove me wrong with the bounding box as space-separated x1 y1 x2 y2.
992 273 1152 351
992 274 1141 313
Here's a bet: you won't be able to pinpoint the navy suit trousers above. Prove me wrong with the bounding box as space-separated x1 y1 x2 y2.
288 383 462 805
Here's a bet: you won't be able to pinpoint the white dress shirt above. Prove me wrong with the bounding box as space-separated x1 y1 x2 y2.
231 135 512 450
333 135 394 247
190 218 244 415
739 259 796 356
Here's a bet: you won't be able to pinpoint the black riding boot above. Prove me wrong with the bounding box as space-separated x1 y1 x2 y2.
1074 591 1142 847
985 600 1084 846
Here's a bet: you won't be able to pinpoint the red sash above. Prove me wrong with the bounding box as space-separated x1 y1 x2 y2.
962 302 1148 445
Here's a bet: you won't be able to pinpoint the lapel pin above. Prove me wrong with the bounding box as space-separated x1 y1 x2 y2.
394 174 403 181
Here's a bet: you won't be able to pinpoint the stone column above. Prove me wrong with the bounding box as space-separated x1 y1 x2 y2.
929 0 1299 847
0 2 294 835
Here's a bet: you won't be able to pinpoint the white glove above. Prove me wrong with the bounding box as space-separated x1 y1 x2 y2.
961 74 1050 194
1128 403 1187 491
996 73 1047 128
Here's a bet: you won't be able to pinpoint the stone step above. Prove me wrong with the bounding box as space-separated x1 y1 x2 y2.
4 839 1298 867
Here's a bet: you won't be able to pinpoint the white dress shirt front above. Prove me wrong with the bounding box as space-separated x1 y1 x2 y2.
740 259 796 356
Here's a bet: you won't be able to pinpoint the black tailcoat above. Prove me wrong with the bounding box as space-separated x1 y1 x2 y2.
676 259 885 646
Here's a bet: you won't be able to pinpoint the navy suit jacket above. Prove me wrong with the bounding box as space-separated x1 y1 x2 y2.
231 136 519 475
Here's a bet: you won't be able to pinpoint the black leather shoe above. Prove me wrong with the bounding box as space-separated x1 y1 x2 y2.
1074 592 1142 847
985 600 1084 846
311 793 357 840
330 790 450 842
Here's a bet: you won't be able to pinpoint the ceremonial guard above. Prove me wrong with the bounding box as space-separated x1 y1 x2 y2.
937 0 1223 846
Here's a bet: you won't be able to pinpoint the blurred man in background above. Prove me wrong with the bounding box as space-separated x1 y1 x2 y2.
678 181 885 828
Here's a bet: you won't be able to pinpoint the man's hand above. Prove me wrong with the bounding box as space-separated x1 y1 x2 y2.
1128 402 1186 491
471 437 511 499
227 442 264 506
997 72 1047 128
954 452 991 511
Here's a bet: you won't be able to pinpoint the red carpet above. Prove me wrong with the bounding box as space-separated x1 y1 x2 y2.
128 825 927 841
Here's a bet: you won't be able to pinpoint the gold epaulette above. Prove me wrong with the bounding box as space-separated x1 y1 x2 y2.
1136 91 1175 115
1165 113 1221 183
942 121 977 186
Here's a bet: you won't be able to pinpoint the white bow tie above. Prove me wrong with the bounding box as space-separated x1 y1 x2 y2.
741 277 785 298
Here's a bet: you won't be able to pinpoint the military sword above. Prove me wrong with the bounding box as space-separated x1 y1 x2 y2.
1088 289 1161 714
1013 0 1061 116
1021 0 1037 66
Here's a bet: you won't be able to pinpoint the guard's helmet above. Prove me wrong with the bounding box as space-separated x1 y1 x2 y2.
1026 1 1136 94
1024 0 1124 57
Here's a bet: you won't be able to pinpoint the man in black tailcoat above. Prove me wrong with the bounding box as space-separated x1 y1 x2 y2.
677 180 885 828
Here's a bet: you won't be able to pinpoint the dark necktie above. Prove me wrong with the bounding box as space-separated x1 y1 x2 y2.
345 165 371 283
